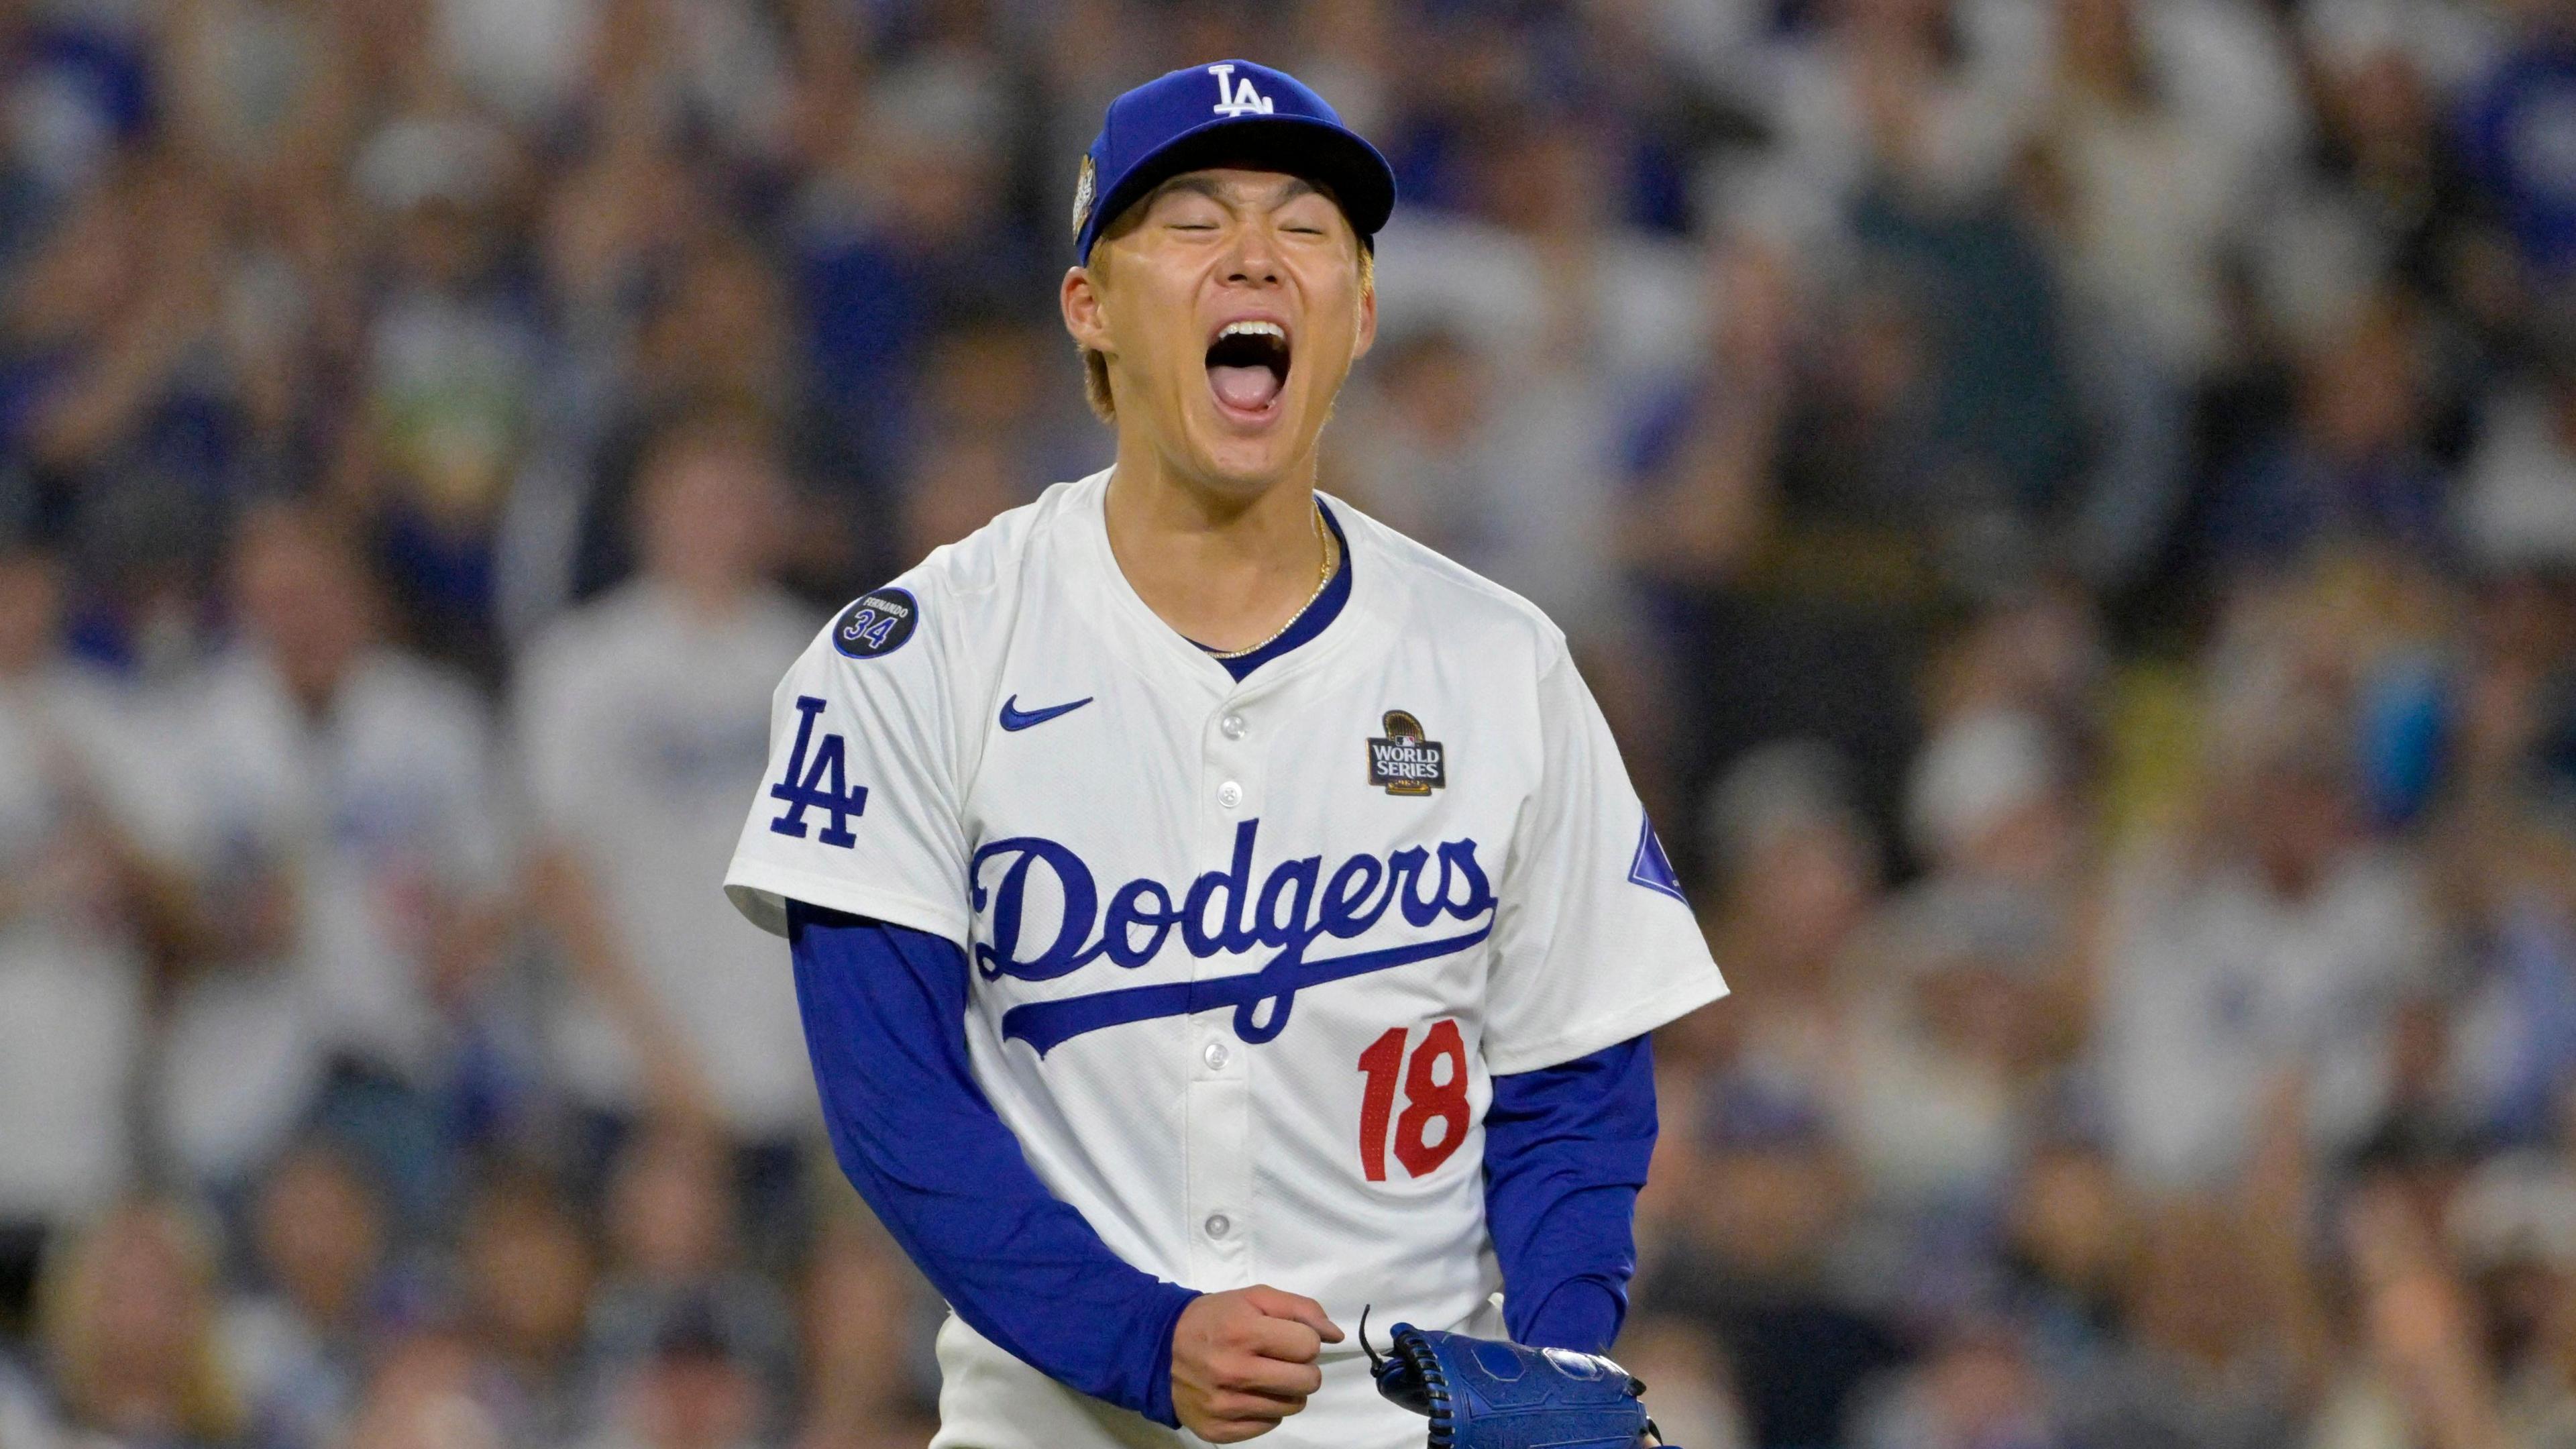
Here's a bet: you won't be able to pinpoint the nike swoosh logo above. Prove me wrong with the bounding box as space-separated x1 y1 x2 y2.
999 694 1094 731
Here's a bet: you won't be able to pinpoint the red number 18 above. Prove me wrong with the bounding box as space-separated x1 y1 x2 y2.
1357 1019 1471 1182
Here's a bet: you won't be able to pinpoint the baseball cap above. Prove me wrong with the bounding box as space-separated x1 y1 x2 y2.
1071 60 1395 264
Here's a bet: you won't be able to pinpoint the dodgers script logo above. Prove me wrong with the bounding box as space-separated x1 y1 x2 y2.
972 820 1494 1055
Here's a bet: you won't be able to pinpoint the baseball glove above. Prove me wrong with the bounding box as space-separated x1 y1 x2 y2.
1362 1311 1674 1449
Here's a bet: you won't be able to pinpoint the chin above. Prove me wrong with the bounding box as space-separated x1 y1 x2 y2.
1184 416 1311 492
1167 368 1318 484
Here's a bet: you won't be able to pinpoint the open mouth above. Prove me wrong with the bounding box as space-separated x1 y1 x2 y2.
1205 319 1291 417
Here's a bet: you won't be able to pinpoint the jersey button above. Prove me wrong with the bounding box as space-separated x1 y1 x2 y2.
1203 1041 1230 1071
1204 1214 1231 1240
1220 713 1247 740
1216 781 1243 809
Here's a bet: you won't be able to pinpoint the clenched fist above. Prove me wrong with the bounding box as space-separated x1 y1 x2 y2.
1169 1286 1344 1441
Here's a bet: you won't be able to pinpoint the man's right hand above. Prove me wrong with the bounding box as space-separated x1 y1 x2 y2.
1169 1285 1344 1442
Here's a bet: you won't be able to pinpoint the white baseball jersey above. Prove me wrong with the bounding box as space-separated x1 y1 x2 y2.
519 580 816 1137
724 468 1725 1446
0 667 147 1224
156 648 507 1177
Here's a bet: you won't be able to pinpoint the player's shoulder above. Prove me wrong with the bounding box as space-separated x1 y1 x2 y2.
1331 495 1575 671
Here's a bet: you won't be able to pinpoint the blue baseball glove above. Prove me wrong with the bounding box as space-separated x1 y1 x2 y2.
1363 1311 1675 1449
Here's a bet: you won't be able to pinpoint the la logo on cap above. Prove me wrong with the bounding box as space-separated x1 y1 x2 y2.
1209 63 1274 118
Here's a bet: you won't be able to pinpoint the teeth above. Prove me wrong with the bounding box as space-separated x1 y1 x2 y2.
1218 321 1286 341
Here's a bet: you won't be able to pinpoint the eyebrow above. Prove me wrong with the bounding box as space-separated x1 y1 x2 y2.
1154 174 1322 209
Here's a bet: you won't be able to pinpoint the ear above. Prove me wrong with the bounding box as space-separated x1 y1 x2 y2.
1351 263 1378 363
1061 265 1114 354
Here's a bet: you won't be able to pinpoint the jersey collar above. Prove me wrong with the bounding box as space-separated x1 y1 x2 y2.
1067 469 1395 704
1193 500 1352 680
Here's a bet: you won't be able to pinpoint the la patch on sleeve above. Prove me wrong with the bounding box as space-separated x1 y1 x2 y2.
832 588 920 659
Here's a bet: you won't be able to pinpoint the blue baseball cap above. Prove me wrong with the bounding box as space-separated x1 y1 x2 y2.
1071 60 1396 264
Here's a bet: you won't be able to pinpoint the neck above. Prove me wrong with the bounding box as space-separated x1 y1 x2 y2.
1103 431 1328 654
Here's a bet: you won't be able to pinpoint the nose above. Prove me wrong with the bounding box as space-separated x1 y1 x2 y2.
1221 223 1281 287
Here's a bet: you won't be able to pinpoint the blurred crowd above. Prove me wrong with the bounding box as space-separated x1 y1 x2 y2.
3 0 2576 1446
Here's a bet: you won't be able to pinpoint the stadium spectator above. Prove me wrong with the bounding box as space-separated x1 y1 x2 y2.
2054 1190 2322 1449
2208 294 2453 573
219 1145 392 1449
1643 1077 1902 1449
36 1198 244 1449
586 1128 793 1396
0 542 147 1338
160 502 508 1218
2461 324 2576 569
348 107 541 674
2457 3 2576 288
456 1170 597 1446
788 1219 938 1448
580 1296 771 1449
1851 1317 2074 1449
332 1326 507 1449
517 413 814 1218
1606 1314 1748 1449
1677 740 1880 1104
2100 698 2438 1191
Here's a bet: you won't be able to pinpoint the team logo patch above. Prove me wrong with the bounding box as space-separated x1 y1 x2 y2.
1627 811 1686 902
1208 62 1275 118
1071 154 1096 243
1367 710 1446 796
769 697 869 847
831 588 919 659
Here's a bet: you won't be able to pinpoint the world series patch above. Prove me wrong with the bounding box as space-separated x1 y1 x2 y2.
832 588 920 659
1367 710 1446 796
1071 154 1097 243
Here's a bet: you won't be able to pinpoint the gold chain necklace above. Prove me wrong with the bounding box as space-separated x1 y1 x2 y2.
1207 501 1337 661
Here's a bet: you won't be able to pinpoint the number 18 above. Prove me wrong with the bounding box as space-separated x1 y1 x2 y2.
1356 1019 1470 1182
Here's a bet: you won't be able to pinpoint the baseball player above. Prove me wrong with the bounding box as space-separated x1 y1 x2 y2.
724 60 1727 1448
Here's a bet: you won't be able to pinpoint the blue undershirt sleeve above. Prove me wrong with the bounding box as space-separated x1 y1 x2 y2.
787 900 1200 1425
1481 1034 1658 1354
